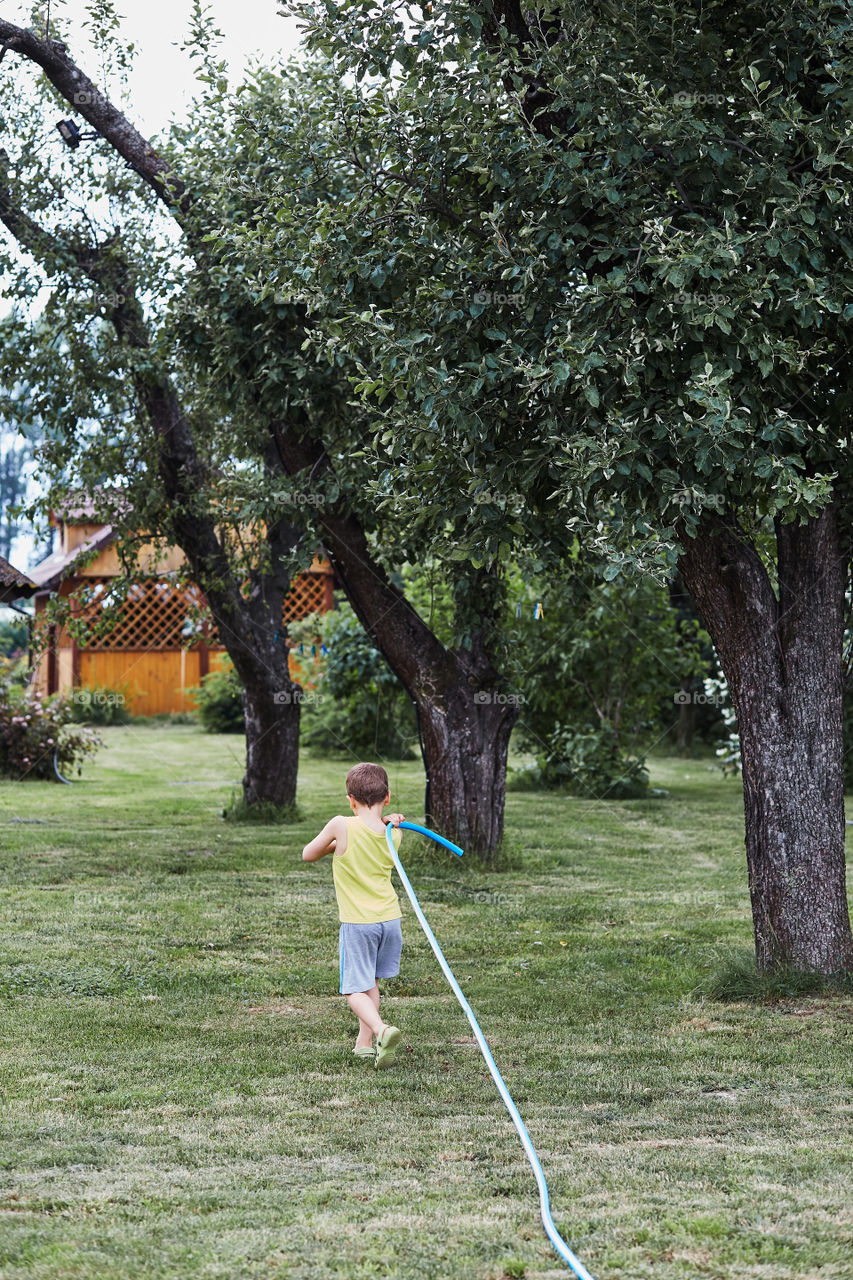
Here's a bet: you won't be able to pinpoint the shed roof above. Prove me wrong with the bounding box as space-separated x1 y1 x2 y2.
0 554 37 603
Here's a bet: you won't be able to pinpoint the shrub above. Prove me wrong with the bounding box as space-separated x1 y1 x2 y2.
509 727 649 798
67 683 132 725
0 651 30 689
0 683 103 780
167 711 199 725
188 662 245 734
296 605 416 759
508 565 707 794
0 616 29 658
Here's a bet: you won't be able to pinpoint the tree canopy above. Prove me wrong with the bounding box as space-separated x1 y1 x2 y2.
222 0 853 567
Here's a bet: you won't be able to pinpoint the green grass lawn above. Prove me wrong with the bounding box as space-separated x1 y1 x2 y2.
0 725 851 1280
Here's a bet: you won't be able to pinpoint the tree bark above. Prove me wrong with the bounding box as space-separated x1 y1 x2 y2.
417 681 517 854
678 506 853 974
272 425 518 859
227 615 300 811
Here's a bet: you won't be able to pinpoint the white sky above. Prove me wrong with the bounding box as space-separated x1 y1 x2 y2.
0 1 306 579
1 1 305 134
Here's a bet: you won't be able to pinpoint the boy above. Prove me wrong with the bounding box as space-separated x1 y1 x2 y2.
302 762 405 1069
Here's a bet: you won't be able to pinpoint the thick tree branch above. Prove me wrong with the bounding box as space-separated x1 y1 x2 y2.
270 420 458 693
676 511 781 709
473 0 570 140
0 18 191 221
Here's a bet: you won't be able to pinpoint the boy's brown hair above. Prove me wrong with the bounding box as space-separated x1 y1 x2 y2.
346 762 390 807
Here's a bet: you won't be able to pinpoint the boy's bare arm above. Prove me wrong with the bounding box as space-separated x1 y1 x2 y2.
302 816 347 862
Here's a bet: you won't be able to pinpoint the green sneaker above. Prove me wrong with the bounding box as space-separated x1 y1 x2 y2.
353 1043 375 1059
375 1024 402 1070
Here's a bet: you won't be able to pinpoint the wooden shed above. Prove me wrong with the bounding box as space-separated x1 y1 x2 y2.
28 500 335 715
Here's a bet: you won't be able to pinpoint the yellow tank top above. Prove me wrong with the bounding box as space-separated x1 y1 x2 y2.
333 817 402 923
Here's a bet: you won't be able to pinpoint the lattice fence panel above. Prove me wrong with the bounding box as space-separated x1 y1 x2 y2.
206 573 331 643
73 577 208 651
282 572 329 624
71 571 331 651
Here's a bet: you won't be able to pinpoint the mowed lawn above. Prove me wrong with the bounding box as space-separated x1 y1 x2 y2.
0 725 851 1280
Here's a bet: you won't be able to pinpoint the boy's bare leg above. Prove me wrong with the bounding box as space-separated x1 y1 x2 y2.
348 985 382 1048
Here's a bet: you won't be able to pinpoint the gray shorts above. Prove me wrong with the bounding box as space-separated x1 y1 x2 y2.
339 918 403 994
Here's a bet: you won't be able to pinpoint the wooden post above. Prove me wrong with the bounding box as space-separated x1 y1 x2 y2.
69 636 81 689
69 590 82 689
198 628 210 680
46 622 58 695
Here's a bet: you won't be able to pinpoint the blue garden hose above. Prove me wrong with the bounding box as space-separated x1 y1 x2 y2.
387 820 596 1280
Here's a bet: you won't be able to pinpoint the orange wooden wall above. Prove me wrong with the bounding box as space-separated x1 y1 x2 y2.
74 648 304 717
77 648 230 717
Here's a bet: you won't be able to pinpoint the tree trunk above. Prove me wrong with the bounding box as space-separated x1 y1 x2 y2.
172 566 302 811
238 662 301 808
169 447 304 812
417 683 517 854
330 536 519 861
271 425 518 860
678 506 853 974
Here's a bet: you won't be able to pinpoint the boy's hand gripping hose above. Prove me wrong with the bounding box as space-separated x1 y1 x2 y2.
387 820 597 1280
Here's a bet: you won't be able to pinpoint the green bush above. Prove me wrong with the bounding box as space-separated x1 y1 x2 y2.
505 562 716 795
67 683 132 725
510 568 704 750
0 652 29 689
167 711 199 725
188 662 245 734
509 727 649 798
0 616 29 658
0 683 103 780
295 605 416 759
